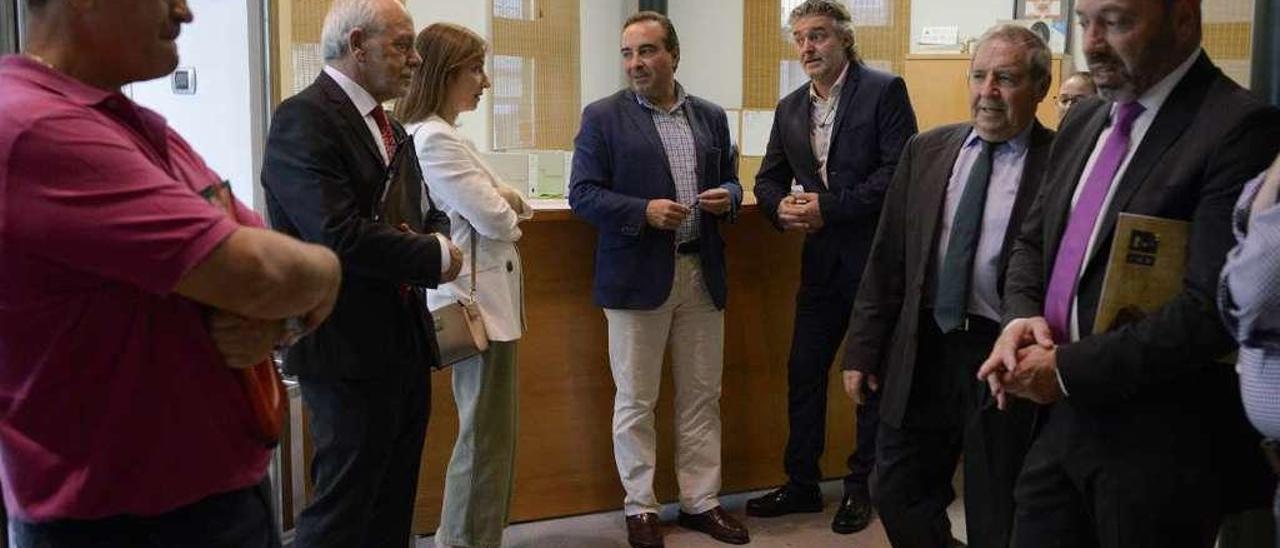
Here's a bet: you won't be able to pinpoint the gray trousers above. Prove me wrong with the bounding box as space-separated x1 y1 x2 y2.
435 341 519 548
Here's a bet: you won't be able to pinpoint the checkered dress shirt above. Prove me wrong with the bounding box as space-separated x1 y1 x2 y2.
637 84 700 244
1220 171 1280 439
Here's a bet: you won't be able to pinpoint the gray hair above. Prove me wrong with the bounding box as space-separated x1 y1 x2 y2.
974 24 1052 93
321 0 392 61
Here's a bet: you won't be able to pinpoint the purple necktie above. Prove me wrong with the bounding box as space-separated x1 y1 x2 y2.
1044 101 1146 342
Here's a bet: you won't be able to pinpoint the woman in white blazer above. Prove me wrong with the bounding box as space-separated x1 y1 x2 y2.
395 22 532 548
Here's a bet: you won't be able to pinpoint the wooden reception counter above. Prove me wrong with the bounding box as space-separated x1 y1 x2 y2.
403 198 861 533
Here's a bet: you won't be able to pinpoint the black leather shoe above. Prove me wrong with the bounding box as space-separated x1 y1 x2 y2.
745 485 823 517
677 507 750 545
625 512 664 548
831 494 873 534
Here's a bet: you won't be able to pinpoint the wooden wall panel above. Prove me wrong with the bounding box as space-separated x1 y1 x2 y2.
903 53 1068 132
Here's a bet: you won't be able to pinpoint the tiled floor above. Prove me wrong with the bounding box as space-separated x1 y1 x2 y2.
416 480 966 548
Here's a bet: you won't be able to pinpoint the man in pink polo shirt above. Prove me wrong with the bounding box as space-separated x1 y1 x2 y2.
0 0 342 546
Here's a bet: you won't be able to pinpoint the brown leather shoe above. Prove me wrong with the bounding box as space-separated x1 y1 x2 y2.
625 512 664 548
677 506 750 545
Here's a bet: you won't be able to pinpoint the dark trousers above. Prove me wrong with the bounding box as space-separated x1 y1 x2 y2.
294 365 431 548
1010 403 1221 548
783 284 880 500
874 315 1035 548
9 478 279 548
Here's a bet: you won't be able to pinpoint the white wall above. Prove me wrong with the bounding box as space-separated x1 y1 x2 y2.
668 0 744 109
128 0 261 208
909 0 1015 53
406 0 491 148
580 0 631 106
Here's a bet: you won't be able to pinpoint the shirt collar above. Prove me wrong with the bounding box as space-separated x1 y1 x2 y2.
962 122 1033 154
809 61 851 103
635 81 688 114
1 55 120 107
323 64 381 118
1133 47 1202 116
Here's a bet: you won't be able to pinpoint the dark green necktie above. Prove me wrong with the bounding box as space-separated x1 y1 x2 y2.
934 139 997 333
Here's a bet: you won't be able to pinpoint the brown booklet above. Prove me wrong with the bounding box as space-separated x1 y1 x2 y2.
1093 213 1190 334
1094 213 1235 363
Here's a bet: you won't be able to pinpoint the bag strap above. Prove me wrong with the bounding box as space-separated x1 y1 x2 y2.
468 225 478 301
409 126 481 304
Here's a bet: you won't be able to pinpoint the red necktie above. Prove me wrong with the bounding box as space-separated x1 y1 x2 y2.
373 106 411 302
370 107 396 165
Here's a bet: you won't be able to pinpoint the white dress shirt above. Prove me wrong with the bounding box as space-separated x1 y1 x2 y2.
323 65 451 273
809 62 850 188
932 126 1033 323
1064 48 1202 341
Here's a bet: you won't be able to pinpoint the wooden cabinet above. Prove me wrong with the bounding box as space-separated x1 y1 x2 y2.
903 53 1072 132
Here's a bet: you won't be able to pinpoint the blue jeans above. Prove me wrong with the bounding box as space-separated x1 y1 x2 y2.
9 478 279 548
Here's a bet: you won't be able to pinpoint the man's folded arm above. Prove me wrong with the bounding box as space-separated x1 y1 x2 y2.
175 227 340 321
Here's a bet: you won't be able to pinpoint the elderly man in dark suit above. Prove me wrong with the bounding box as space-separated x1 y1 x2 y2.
979 0 1280 545
747 0 917 535
842 24 1055 548
261 0 462 546
569 11 746 548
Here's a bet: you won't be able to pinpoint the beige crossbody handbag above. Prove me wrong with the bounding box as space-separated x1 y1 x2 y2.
432 227 489 368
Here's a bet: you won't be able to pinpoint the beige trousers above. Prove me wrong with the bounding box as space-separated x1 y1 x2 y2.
603 255 725 516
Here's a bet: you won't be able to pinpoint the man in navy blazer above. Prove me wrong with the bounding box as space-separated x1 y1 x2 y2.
569 11 746 548
748 0 917 534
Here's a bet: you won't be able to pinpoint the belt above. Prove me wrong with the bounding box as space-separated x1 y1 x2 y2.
924 309 1000 336
676 239 701 255
1262 439 1280 476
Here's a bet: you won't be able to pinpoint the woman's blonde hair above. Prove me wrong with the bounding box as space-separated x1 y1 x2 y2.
395 22 487 124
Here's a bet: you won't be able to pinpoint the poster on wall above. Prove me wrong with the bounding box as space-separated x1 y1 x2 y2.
1023 0 1062 18
1013 0 1072 55
1016 0 1069 19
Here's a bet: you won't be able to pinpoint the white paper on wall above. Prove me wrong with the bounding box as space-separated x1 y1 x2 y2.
1024 0 1061 17
740 110 775 157
724 109 742 153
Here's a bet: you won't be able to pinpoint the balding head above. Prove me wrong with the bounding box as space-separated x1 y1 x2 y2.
21 0 193 90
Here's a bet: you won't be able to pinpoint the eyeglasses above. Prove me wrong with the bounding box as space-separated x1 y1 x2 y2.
1057 93 1086 108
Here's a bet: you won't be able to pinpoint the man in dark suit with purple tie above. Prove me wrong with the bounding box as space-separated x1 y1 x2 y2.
979 0 1280 545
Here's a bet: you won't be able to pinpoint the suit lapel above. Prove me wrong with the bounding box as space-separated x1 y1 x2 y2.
784 90 820 187
916 125 972 259
1087 54 1214 263
683 99 713 190
1044 103 1111 263
827 63 861 143
622 90 676 193
998 122 1053 290
318 71 385 169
